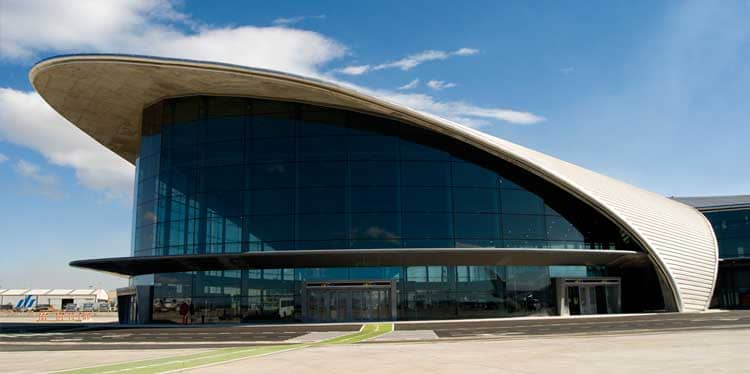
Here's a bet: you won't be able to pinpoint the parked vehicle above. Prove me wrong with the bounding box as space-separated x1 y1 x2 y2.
81 303 95 312
64 303 78 312
96 302 110 312
33 304 52 312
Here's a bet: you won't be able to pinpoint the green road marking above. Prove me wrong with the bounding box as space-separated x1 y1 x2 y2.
55 344 303 374
57 323 394 373
320 323 394 345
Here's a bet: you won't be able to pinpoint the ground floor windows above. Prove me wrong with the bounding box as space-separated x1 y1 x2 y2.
138 265 650 324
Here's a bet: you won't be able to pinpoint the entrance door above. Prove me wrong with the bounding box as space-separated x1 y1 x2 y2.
561 278 621 316
303 281 395 322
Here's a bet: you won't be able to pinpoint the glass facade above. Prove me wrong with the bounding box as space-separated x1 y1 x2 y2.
705 209 750 308
131 96 656 323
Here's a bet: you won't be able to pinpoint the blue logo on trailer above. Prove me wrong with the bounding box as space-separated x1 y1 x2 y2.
15 295 36 309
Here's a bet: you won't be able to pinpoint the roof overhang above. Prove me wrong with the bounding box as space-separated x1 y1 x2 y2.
32 54 719 312
70 248 648 277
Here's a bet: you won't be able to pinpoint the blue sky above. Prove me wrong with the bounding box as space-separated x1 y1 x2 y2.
0 1 748 289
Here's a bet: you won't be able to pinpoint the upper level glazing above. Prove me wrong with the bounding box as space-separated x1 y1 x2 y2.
132 96 638 257
704 209 750 259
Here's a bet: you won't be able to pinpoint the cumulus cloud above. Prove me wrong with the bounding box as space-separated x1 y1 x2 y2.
397 79 420 90
272 15 326 26
13 159 63 199
335 48 480 75
0 0 346 77
0 89 134 200
426 80 457 90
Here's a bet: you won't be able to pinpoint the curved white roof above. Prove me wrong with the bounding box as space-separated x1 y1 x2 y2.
30 54 718 312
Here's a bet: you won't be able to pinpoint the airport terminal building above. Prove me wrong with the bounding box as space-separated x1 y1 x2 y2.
31 55 728 324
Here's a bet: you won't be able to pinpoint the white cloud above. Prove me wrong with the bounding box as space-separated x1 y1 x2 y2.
426 80 457 90
454 48 479 56
0 0 346 77
397 79 420 90
336 65 371 76
561 66 574 74
365 89 545 127
0 89 134 200
0 153 8 163
272 15 326 26
13 159 63 199
335 47 480 75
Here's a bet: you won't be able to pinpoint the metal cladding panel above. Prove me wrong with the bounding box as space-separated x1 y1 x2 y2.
31 54 719 312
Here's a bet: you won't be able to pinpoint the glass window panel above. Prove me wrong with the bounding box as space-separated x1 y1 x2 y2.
546 216 584 241
298 110 348 136
168 168 198 196
248 163 295 189
348 135 398 160
200 191 244 218
247 137 295 163
403 213 452 239
245 215 294 242
202 117 245 143
298 161 346 186
455 214 500 239
298 187 346 213
453 187 499 213
401 161 450 186
452 162 498 187
296 240 347 250
251 100 296 116
251 116 295 138
350 213 401 241
137 176 157 204
245 189 295 215
139 134 161 158
201 140 243 167
200 165 244 192
350 161 399 186
174 97 202 123
401 187 450 212
297 214 347 241
167 121 199 148
297 136 347 160
138 153 160 180
503 214 546 240
350 187 399 212
501 189 545 215
400 139 450 160
206 96 247 118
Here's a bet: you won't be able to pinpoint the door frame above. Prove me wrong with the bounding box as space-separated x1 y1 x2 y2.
555 277 621 316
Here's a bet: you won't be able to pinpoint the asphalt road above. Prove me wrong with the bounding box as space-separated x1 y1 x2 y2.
2 311 749 351
396 310 750 338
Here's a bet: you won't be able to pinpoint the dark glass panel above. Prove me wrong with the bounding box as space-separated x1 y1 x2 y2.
503 214 546 240
206 96 247 118
202 117 245 144
501 189 545 215
298 187 346 213
401 187 450 212
297 136 347 160
454 214 500 239
400 139 450 160
348 135 399 160
453 188 499 213
350 187 399 212
401 161 450 186
201 140 243 167
350 213 401 242
298 161 346 187
140 135 161 158
174 97 202 123
546 215 584 241
248 163 296 189
297 214 347 241
167 121 200 148
251 116 295 138
298 110 348 136
245 215 294 242
200 191 244 218
200 165 244 192
452 162 498 187
403 213 452 239
247 137 295 163
137 176 157 204
350 161 399 186
245 189 295 215
250 99 296 115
